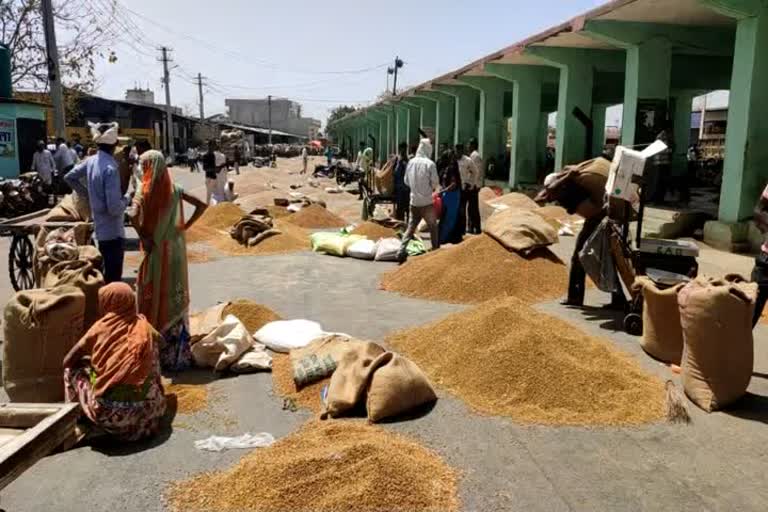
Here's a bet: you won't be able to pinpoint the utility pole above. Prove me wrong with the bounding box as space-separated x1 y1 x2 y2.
159 47 174 159
391 56 404 96
41 0 65 139
267 95 272 145
196 73 206 121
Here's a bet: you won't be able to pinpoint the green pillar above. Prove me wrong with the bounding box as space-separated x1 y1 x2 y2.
406 104 420 147
591 104 608 157
434 84 480 146
416 90 455 152
539 112 550 170
526 47 597 170
703 1 768 222
622 39 672 145
671 91 697 177
457 76 515 179
395 104 409 148
404 96 437 135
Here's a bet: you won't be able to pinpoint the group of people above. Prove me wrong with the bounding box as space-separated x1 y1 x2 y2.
395 137 485 262
58 121 207 442
31 137 87 188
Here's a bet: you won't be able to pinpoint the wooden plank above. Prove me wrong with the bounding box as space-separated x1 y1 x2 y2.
0 209 51 227
0 403 80 491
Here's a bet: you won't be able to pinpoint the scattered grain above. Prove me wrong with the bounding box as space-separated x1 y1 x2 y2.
381 234 567 304
351 221 397 240
222 299 281 333
271 354 326 413
166 421 459 512
286 203 347 229
387 296 665 426
164 381 209 415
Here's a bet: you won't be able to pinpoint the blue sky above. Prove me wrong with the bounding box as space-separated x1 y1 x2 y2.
94 0 724 128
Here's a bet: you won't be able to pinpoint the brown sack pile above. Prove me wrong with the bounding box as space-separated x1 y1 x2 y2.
45 193 91 222
484 207 558 253
34 224 94 285
290 334 371 387
322 343 437 423
43 260 104 331
635 276 685 364
3 286 86 402
678 275 757 412
229 211 282 247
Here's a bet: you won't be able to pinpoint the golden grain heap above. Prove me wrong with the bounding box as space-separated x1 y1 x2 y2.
381 234 568 304
222 299 281 333
387 296 666 426
167 421 459 512
164 381 209 415
350 221 397 240
286 203 348 229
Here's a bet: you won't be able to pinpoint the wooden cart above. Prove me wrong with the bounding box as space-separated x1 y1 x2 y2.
0 209 93 292
0 402 80 492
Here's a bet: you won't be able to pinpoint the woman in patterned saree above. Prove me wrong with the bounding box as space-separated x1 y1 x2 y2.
131 150 207 372
63 282 166 442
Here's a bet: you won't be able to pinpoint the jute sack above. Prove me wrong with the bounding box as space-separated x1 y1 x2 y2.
34 224 94 285
45 194 89 222
43 260 104 331
189 302 229 345
3 286 85 402
678 276 757 412
636 277 685 364
374 159 395 196
484 207 559 253
321 341 386 419
77 245 103 269
290 334 368 387
366 352 437 423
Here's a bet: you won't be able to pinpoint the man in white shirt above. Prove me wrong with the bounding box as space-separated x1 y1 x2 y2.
301 146 309 175
467 138 485 234
31 140 56 186
456 143 478 237
397 138 440 262
54 137 76 175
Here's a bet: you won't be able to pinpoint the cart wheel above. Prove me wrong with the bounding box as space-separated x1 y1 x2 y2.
9 234 35 291
624 313 643 336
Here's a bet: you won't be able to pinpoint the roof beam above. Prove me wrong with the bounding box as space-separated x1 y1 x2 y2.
525 46 625 73
584 20 735 56
701 0 765 19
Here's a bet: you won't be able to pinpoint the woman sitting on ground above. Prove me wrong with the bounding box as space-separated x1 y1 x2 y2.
436 149 463 245
63 282 166 442
130 149 207 372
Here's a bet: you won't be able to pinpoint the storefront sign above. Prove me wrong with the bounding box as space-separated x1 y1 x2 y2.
0 117 17 159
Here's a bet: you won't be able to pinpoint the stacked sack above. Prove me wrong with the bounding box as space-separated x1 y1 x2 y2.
311 231 426 261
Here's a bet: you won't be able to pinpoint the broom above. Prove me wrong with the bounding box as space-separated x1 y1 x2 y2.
665 380 691 424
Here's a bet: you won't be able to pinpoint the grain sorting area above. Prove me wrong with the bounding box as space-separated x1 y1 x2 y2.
387 296 666 427
381 234 568 305
166 421 459 512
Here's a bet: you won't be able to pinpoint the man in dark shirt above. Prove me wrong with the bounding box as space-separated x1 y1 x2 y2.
202 140 219 204
393 142 410 221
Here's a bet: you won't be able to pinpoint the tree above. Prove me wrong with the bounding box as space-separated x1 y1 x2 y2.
1 0 116 92
326 105 357 127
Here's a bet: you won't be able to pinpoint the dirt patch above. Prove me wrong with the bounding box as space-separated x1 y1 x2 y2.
222 300 281 333
271 354 327 414
285 204 347 229
381 234 567 305
387 296 666 426
350 221 397 240
166 421 459 512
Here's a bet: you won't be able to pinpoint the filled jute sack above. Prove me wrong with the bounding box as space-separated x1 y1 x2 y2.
189 302 230 345
678 275 757 412
290 334 369 387
43 260 104 331
366 352 437 423
374 159 395 196
321 341 386 419
34 224 94 285
45 193 90 222
3 286 86 402
483 207 558 253
635 277 685 364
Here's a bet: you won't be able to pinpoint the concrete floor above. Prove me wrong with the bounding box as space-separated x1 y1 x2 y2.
1 164 768 511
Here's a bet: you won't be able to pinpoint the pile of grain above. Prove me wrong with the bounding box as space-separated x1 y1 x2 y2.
164 382 209 415
213 219 309 256
166 421 459 512
381 234 567 305
272 354 326 413
351 221 397 240
186 203 245 243
222 299 281 333
286 204 347 229
387 296 665 426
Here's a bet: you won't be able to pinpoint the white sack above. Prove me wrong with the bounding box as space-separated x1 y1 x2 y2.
254 319 324 353
374 237 401 262
230 348 273 373
345 239 377 260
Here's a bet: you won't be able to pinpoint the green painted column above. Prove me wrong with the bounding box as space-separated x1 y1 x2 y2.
539 112 550 170
395 104 409 148
457 75 515 180
406 104 420 147
434 84 480 146
403 96 437 135
591 104 608 157
415 90 455 152
671 91 697 177
703 1 768 222
526 47 596 170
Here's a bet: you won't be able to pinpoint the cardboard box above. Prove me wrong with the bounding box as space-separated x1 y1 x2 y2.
606 140 668 202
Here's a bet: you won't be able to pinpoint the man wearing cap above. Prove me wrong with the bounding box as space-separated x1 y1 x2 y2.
65 122 130 283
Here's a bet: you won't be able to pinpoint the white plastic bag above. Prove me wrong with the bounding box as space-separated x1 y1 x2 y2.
191 315 254 371
194 433 275 452
346 239 377 260
254 319 324 353
231 348 272 373
374 238 401 262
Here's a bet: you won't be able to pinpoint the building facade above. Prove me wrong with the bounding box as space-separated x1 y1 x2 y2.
225 98 321 139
